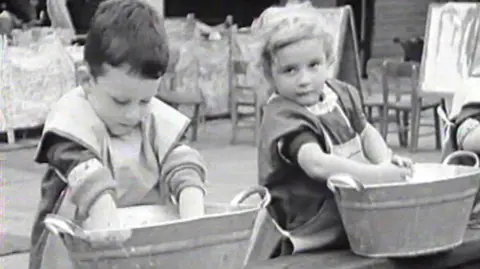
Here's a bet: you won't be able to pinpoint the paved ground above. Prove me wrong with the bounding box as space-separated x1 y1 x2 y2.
0 117 442 268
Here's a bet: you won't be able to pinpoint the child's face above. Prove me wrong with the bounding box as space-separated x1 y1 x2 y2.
85 64 159 137
269 38 329 106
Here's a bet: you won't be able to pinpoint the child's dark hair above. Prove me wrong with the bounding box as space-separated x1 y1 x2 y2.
84 0 169 80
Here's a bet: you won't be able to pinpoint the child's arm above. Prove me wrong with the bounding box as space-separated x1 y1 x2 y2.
281 130 409 183
360 123 393 164
340 82 411 167
161 144 207 219
46 0 75 31
45 135 119 227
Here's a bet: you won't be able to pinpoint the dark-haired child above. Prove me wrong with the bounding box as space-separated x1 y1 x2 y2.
29 1 206 268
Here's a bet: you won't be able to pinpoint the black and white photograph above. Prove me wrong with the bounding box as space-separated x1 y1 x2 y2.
2 0 480 269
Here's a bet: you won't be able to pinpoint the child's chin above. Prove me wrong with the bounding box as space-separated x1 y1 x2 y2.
298 96 320 106
109 126 134 137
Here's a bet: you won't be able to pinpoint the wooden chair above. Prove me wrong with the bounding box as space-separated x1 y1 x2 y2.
379 59 445 152
156 14 205 142
362 59 386 123
227 22 263 145
362 58 405 138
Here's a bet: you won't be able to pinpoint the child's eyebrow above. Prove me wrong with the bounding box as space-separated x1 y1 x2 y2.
310 57 324 63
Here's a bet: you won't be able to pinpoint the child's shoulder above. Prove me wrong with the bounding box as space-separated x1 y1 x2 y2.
48 87 90 116
325 79 358 96
325 79 362 107
54 86 86 104
262 94 305 119
456 103 480 124
148 98 189 122
146 98 190 136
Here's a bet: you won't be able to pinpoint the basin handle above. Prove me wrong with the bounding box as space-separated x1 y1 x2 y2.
230 186 271 209
44 214 133 246
327 174 364 194
443 150 479 168
44 214 87 239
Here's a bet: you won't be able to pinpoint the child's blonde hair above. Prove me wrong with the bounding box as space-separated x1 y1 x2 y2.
254 5 335 79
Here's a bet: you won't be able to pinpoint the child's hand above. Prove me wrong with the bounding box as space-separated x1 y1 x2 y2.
391 154 413 169
376 163 412 182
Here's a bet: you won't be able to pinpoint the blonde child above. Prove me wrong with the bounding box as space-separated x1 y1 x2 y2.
29 1 206 268
256 6 412 256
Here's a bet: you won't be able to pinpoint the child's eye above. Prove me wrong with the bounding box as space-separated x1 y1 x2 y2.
113 98 130 105
309 61 322 69
140 99 151 105
282 66 297 75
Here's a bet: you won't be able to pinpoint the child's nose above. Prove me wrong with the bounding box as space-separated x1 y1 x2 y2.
124 106 142 123
297 69 312 87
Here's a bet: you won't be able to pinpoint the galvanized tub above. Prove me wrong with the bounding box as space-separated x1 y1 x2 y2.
327 151 480 258
44 186 270 269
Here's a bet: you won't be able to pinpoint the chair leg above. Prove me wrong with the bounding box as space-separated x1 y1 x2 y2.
254 108 261 148
433 106 442 150
190 104 200 142
409 98 422 153
231 103 238 144
199 103 207 131
395 110 405 147
366 106 373 123
374 106 383 129
380 107 389 140
402 111 409 148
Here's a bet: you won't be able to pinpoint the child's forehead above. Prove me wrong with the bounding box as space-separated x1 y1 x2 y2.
97 64 159 98
263 17 332 57
271 38 325 64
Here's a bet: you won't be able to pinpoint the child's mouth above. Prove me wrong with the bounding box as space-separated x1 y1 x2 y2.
297 91 315 97
120 123 137 129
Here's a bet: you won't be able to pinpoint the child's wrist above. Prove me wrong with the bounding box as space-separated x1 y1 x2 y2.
178 187 205 219
88 190 117 217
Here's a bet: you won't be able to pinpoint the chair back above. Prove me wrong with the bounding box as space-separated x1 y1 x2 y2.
227 24 256 92
381 59 420 104
157 13 201 102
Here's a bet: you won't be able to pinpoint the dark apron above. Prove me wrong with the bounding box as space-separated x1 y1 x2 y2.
275 101 369 254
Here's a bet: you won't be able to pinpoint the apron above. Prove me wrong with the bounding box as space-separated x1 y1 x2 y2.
34 88 188 269
280 99 369 254
39 130 180 269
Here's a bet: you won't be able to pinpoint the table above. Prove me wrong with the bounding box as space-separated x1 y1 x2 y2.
1 30 76 143
246 229 480 269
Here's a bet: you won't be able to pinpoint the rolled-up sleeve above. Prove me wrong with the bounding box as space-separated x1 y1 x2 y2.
45 135 116 219
160 144 207 201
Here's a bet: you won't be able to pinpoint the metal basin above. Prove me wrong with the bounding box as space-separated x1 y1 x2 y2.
327 151 480 258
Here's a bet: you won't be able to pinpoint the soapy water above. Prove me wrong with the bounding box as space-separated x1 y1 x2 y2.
405 164 459 183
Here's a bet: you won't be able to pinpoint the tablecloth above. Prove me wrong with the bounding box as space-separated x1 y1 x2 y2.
0 30 76 133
